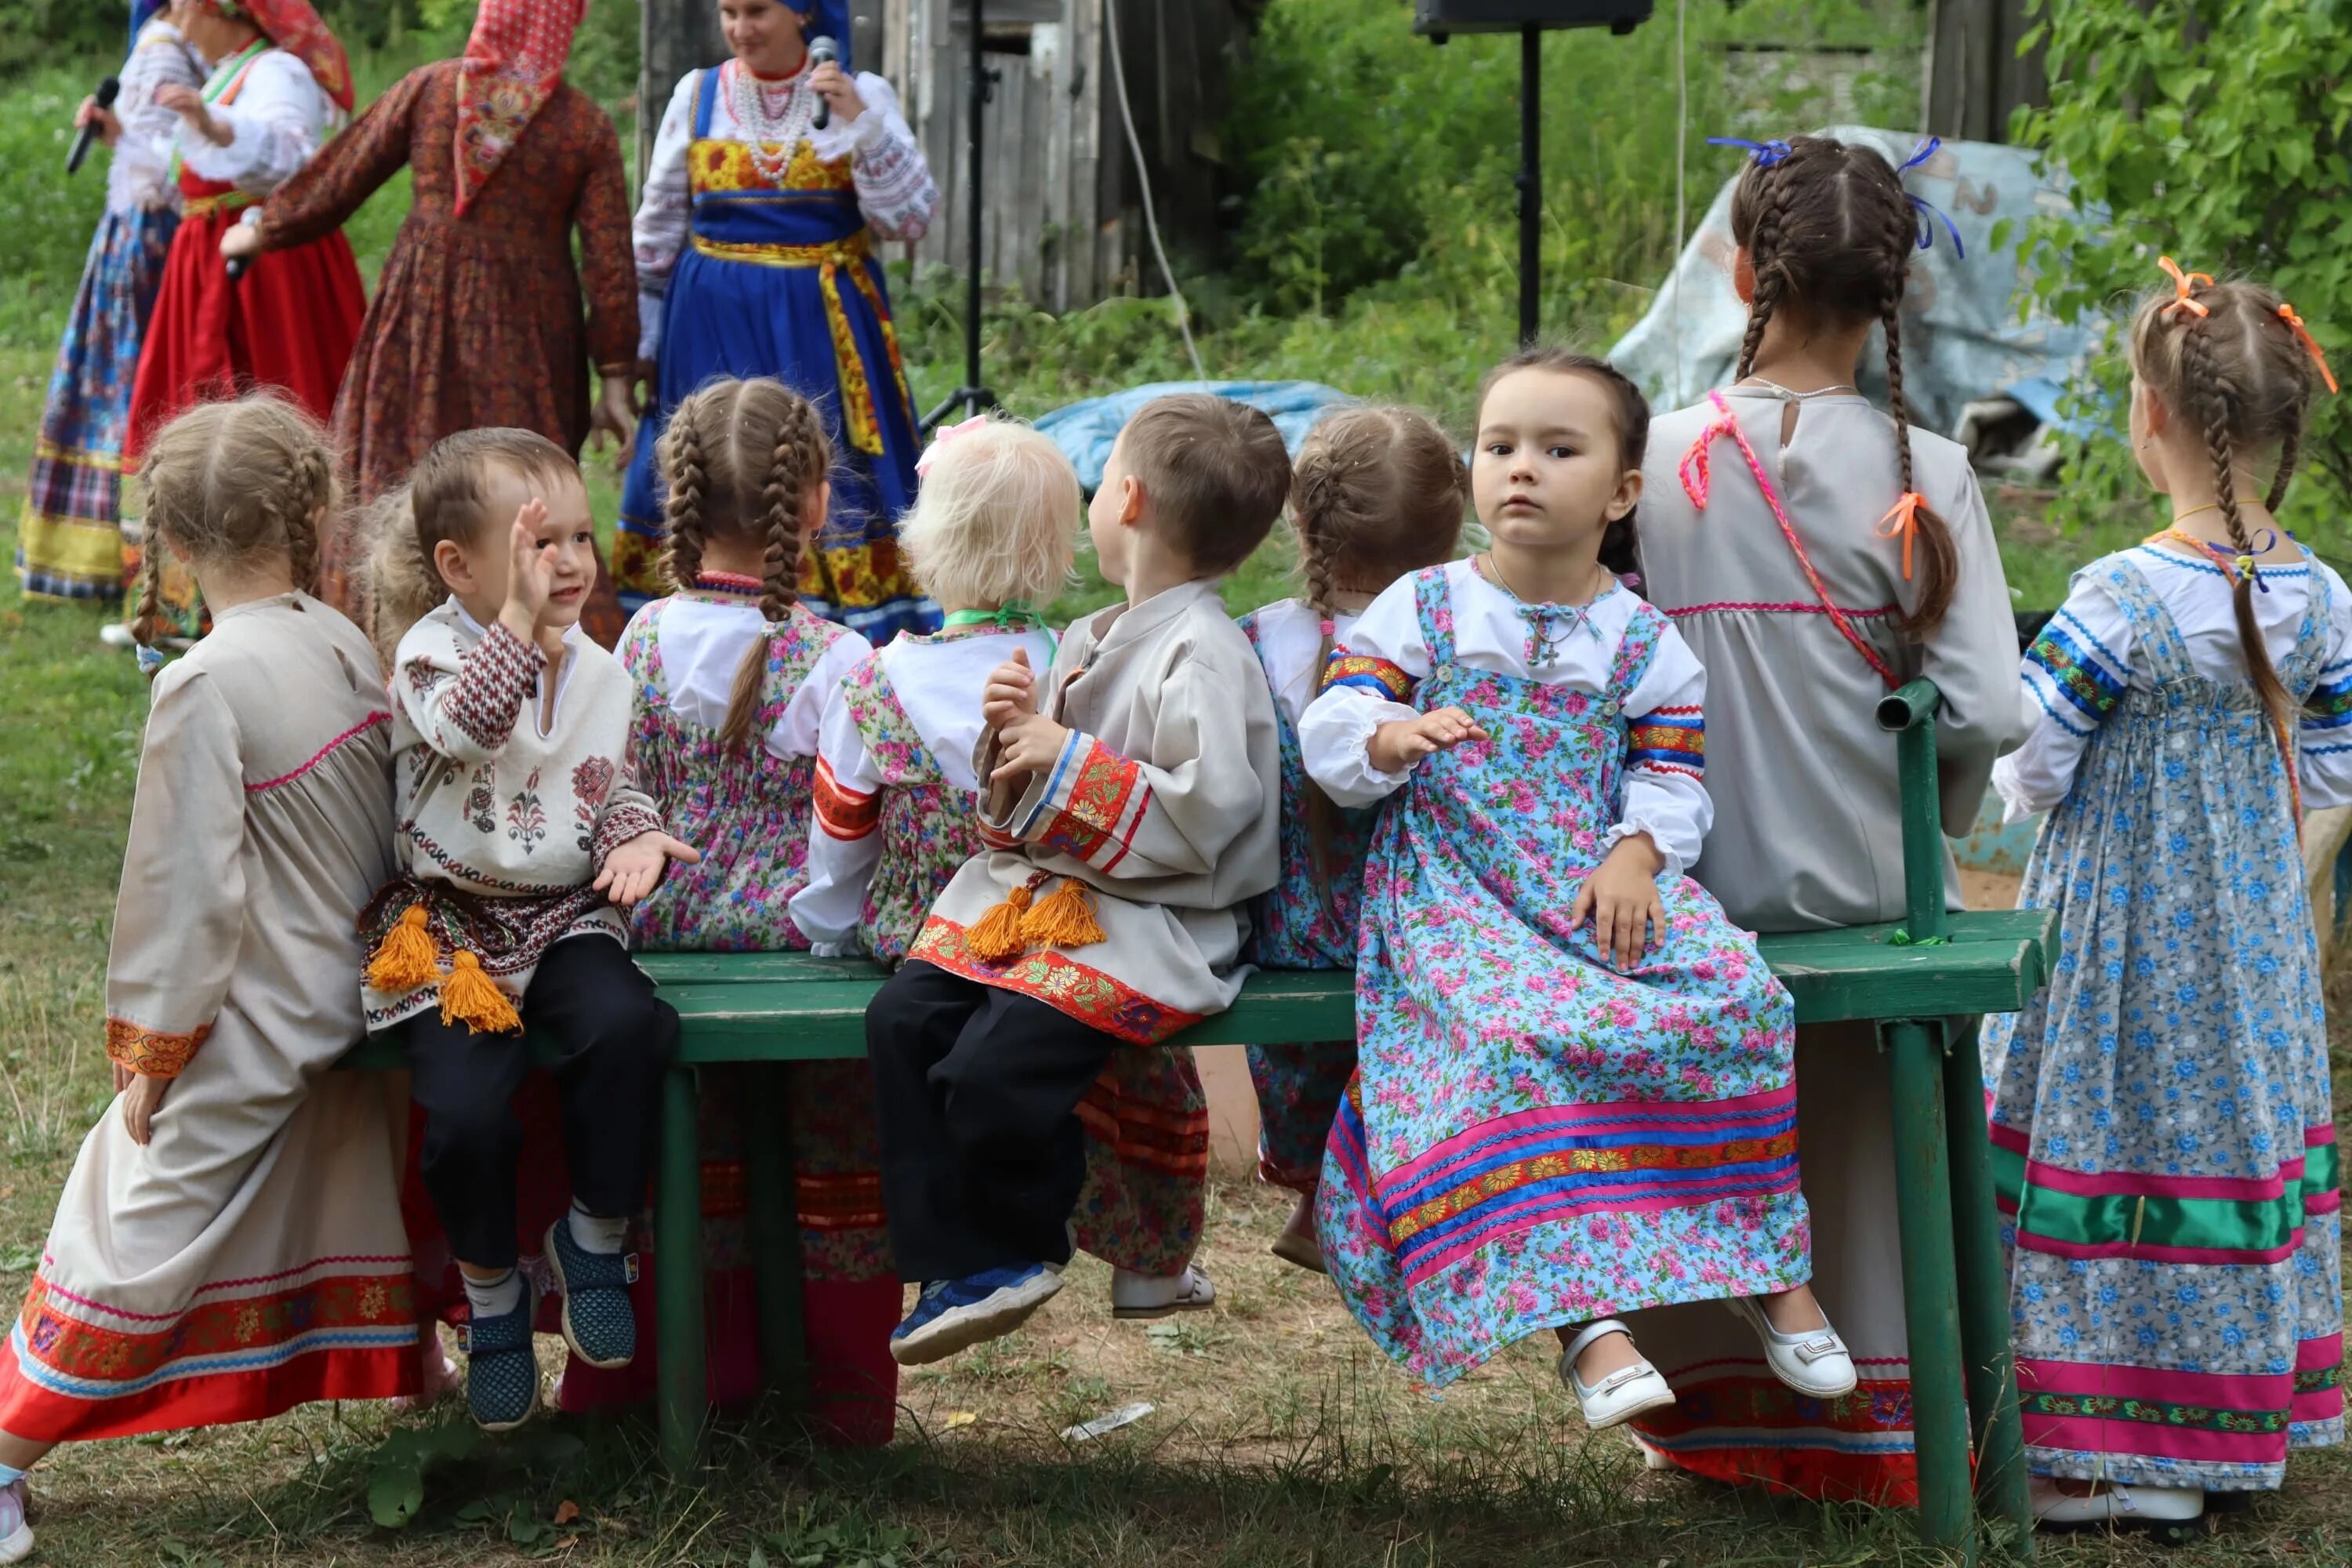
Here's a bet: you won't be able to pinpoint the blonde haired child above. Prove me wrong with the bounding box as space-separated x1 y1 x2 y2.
1238 405 1466 1272
0 397 418 1561
1984 267 2345 1526
794 414 1221 1321
607 376 895 1440
360 426 698 1434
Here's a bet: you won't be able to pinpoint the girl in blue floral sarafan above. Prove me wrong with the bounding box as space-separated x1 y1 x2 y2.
1301 350 1854 1428
1984 264 2347 1532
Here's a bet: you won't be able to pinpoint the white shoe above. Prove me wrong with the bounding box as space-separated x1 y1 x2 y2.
1559 1319 1677 1430
2030 1475 2204 1526
0 1476 32 1564
1631 1434 1679 1472
1725 1294 1857 1398
97 621 136 648
1110 1265 1215 1320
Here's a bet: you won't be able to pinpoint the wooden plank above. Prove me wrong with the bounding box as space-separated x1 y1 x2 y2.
1065 0 1102 308
1038 19 1074 311
639 0 729 180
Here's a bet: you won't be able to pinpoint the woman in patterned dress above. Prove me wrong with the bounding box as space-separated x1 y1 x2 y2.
620 0 939 640
1301 351 1851 1428
793 416 1220 1323
16 3 201 602
242 0 637 645
1983 269 2345 1530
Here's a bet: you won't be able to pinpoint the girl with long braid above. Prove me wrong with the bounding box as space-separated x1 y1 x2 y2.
0 398 422 1561
1236 407 1465 1273
1981 267 2345 1529
1628 135 2024 1500
599 377 898 1439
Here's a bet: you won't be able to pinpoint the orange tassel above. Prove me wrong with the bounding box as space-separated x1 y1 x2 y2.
964 880 1037 964
365 905 439 994
1018 877 1107 951
439 950 521 1034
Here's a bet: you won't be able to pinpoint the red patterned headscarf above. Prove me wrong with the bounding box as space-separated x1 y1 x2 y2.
453 0 587 216
199 0 354 111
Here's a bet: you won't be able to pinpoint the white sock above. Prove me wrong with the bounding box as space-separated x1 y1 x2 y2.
0 1464 26 1487
461 1267 523 1320
567 1201 628 1255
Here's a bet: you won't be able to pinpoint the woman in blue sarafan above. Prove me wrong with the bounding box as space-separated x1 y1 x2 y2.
622 0 941 641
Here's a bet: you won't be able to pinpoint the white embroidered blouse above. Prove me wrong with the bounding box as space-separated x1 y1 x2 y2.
1298 558 1715 876
140 46 339 196
632 60 939 361
1994 542 2352 821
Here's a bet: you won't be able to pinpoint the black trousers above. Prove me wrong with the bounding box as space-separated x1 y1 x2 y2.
867 960 1123 1281
402 934 679 1269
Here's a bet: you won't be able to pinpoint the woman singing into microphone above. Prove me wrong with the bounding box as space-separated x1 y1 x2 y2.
619 0 940 640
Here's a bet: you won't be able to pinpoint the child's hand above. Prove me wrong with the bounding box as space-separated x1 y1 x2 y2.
1570 833 1666 971
593 830 702 909
990 713 1070 786
1367 707 1487 774
498 499 557 644
121 1072 170 1146
982 647 1040 729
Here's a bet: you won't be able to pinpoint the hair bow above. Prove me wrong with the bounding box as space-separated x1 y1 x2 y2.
1896 137 1965 260
2277 302 2339 395
915 414 992 480
1707 136 1792 167
1876 492 1927 580
2158 256 2212 322
942 601 1046 632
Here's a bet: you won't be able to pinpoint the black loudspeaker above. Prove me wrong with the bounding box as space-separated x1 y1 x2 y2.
1412 0 1654 37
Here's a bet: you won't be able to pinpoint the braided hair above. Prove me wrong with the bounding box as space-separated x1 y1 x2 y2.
129 394 341 668
1727 135 1959 637
1288 405 1468 893
2129 276 2324 775
657 378 833 752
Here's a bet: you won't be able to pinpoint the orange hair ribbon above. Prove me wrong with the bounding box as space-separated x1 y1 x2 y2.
1877 492 1926 579
2158 256 2212 321
2277 303 2339 394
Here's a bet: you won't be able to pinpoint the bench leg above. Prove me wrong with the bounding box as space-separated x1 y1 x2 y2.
1884 1020 1975 1562
744 1062 809 1411
655 1062 706 1474
1944 1022 2033 1559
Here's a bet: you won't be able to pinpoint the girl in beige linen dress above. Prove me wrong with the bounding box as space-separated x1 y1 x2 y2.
1624 136 2024 1503
0 398 416 1564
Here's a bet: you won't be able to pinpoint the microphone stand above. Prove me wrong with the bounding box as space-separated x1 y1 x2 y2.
917 0 997 435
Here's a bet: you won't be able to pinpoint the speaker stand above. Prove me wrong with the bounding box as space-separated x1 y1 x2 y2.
919 0 999 434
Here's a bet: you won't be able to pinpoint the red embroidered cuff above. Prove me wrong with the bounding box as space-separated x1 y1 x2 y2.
448 622 546 752
1036 737 1151 873
813 757 882 841
105 1017 209 1079
590 798 666 875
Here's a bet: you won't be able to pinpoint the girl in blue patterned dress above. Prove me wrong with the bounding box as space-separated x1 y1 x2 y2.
1239 406 1467 1273
1984 268 2347 1529
1300 350 1853 1428
601 376 897 1443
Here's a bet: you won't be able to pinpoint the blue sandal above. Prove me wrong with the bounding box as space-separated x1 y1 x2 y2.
545 1218 639 1370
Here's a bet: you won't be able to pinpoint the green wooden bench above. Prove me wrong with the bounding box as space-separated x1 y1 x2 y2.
347 679 2053 1563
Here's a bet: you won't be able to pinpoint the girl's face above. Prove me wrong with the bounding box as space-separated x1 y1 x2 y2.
1471 368 1641 553
720 0 810 77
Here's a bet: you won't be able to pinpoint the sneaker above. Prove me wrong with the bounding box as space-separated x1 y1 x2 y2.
0 1477 31 1564
544 1218 637 1370
889 1263 1063 1367
461 1274 542 1432
96 622 136 649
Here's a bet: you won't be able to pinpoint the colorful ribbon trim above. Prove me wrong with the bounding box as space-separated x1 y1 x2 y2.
1898 136 1964 258
688 231 907 456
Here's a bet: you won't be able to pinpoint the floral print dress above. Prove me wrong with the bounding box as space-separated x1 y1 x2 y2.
1310 565 1809 1388
1983 547 2347 1490
797 624 1215 1277
1239 601 1377 1192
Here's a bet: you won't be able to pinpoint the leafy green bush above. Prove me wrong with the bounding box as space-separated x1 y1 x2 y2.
2009 0 2352 544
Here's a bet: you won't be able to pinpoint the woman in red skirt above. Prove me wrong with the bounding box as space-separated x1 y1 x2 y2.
114 0 365 641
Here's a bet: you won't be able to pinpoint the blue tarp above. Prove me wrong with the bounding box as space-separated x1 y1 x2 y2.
1032 380 1358 492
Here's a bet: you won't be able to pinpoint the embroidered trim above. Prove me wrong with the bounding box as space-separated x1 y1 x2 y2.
1665 601 1899 619
1322 652 1414 701
247 712 390 793
589 799 665 874
17 1269 412 1389
814 755 882 840
2024 622 2125 726
1039 739 1150 873
104 1017 208 1079
910 918 1206 1044
441 622 545 752
1628 713 1705 771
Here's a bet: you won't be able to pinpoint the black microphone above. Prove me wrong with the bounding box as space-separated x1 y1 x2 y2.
67 75 121 176
808 36 838 131
226 217 254 285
